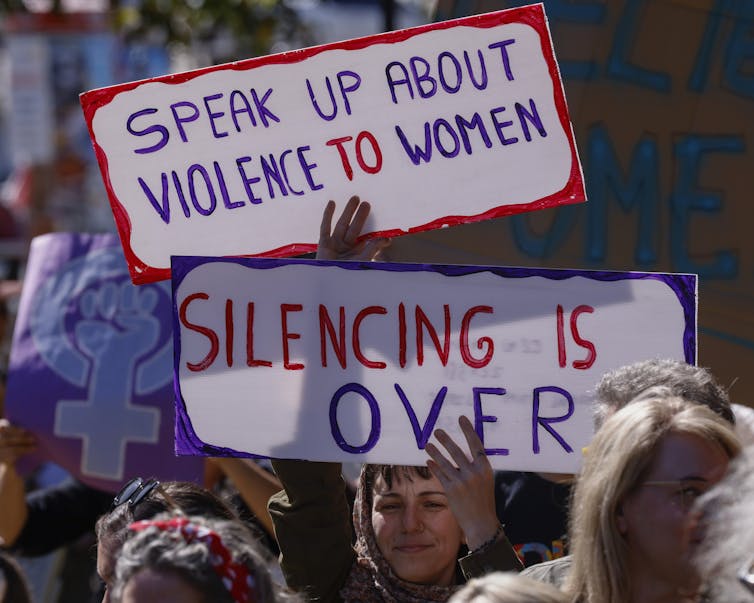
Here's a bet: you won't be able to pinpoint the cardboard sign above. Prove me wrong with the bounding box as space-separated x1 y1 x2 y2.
5 233 203 493
426 0 754 405
172 257 695 473
81 3 585 285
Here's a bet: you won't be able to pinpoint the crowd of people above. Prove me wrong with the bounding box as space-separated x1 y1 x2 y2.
0 196 752 603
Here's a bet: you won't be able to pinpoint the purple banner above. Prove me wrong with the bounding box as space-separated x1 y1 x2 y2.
5 233 203 492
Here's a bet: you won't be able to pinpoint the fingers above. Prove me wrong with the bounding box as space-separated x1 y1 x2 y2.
318 196 387 262
319 200 336 243
433 427 473 470
0 421 37 463
424 415 490 477
458 415 487 461
331 195 361 243
346 199 371 245
425 442 457 482
0 420 35 445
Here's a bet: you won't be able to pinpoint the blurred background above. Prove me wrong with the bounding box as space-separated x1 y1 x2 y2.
0 0 431 246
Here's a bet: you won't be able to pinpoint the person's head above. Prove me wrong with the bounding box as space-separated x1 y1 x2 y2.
356 463 464 587
96 478 237 600
694 444 754 602
109 514 291 603
594 358 734 428
0 552 32 603
567 396 741 603
448 572 568 603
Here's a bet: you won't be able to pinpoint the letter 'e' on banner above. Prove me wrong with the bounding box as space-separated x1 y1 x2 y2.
81 3 585 284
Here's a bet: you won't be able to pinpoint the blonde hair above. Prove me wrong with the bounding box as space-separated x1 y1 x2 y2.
449 572 568 603
566 396 741 603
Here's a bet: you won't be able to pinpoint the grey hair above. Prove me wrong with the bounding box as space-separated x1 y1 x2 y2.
593 358 734 429
448 572 568 603
109 514 300 603
694 445 754 603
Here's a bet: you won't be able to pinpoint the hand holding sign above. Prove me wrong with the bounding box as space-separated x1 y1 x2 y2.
0 419 37 465
317 196 390 261
425 415 500 551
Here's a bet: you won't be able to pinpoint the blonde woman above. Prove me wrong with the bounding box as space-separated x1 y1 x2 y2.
530 397 740 603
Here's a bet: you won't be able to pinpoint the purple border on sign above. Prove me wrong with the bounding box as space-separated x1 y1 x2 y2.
171 256 697 457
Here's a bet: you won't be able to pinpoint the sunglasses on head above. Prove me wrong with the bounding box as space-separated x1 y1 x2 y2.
112 477 181 512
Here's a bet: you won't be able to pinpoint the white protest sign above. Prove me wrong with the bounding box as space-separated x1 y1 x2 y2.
172 257 695 473
81 3 584 284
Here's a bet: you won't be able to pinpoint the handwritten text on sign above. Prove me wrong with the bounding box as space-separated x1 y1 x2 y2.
172 258 694 473
81 4 584 284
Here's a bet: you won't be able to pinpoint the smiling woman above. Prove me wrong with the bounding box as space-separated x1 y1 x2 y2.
368 465 463 587
270 441 523 603
267 197 522 603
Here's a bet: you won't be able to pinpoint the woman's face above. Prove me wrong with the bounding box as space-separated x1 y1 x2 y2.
371 471 463 586
617 432 730 596
119 568 203 603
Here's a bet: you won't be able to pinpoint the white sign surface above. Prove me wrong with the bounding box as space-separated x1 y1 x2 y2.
172 257 696 473
82 4 584 284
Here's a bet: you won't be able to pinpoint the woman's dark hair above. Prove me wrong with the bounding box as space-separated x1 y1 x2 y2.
96 480 237 559
362 464 433 505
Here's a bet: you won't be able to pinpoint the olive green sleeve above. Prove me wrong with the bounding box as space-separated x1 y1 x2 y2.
458 533 524 579
268 459 354 603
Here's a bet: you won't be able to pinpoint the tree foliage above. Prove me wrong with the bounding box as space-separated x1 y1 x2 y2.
0 0 313 63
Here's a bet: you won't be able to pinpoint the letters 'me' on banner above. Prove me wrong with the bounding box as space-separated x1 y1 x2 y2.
81 3 585 285
172 257 695 473
5 233 203 493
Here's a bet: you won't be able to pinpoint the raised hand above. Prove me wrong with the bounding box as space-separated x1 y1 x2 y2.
0 419 36 465
425 415 502 551
317 196 390 261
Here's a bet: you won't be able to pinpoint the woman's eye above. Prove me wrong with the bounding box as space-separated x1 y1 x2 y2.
424 501 445 509
379 503 400 511
681 487 703 499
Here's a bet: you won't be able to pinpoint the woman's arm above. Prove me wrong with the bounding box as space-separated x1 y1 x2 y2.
0 419 35 547
206 457 281 537
267 197 388 601
268 459 353 602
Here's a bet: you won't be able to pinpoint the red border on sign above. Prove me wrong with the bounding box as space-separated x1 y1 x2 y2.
80 3 584 284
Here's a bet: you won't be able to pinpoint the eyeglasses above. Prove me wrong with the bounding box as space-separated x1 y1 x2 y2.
639 478 709 511
112 477 181 513
739 555 754 595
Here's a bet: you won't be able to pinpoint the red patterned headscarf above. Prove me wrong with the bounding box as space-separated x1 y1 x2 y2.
129 517 257 603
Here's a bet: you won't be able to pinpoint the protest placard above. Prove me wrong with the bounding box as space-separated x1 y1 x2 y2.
5 233 203 492
81 3 585 284
172 257 695 473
